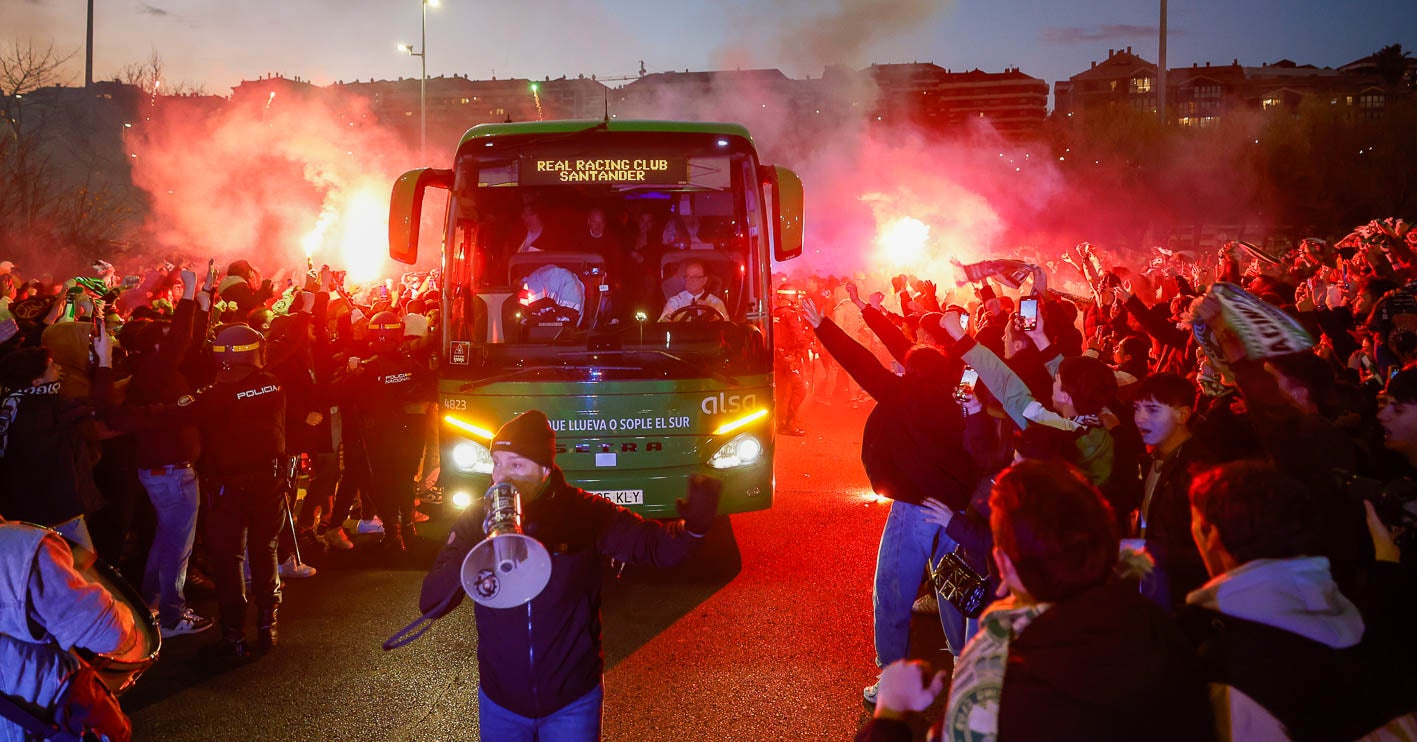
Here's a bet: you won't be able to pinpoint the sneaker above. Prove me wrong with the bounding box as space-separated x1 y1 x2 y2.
863 681 879 705
160 610 213 638
356 517 384 535
279 555 317 579
778 425 806 437
411 510 430 523
297 529 325 554
912 592 940 615
322 527 354 550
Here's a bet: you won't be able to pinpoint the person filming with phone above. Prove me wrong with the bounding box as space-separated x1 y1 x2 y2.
934 299 1144 520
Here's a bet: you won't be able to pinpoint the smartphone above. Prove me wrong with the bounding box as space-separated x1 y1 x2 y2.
955 367 978 403
1019 297 1039 331
960 314 970 331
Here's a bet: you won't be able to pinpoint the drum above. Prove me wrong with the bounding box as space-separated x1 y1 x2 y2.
75 556 162 695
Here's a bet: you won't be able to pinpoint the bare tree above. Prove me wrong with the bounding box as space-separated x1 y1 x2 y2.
0 39 76 97
1 40 144 265
119 50 207 97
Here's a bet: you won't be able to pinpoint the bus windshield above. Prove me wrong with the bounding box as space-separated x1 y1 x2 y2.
441 138 771 383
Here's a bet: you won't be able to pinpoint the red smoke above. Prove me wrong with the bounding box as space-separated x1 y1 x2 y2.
128 88 434 283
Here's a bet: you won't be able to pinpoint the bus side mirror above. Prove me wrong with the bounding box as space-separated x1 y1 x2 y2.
759 165 804 262
389 168 453 265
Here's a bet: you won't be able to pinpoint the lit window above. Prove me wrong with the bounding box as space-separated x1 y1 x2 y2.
1263 97 1282 110
1130 77 1152 94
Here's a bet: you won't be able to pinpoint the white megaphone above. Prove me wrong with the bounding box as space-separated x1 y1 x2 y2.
460 482 553 609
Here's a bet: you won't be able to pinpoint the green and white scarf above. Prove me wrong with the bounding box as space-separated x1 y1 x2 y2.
941 596 1049 742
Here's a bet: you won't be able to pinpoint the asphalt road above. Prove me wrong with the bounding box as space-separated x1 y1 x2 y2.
125 395 954 740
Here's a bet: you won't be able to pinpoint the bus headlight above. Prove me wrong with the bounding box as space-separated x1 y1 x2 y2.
708 433 763 470
451 440 493 474
450 489 474 509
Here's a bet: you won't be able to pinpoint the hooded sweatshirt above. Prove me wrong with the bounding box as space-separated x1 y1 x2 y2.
1183 557 1417 741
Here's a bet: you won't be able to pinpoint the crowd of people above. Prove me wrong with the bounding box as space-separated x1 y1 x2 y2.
0 255 448 738
769 219 1417 740
4 212 1417 739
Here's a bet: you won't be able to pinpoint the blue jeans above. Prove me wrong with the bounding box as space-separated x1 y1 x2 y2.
138 467 200 626
874 500 961 666
478 683 602 742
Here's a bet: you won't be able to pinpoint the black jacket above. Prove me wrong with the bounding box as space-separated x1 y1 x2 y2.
995 581 1213 741
814 313 975 509
1137 439 1211 610
337 349 436 438
858 580 1213 742
419 468 701 718
126 298 202 467
0 381 106 525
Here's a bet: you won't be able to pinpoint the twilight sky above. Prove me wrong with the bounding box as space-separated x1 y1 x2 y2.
6 0 1417 102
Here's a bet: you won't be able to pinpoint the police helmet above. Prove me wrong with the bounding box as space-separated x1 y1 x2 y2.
368 310 403 349
211 323 265 367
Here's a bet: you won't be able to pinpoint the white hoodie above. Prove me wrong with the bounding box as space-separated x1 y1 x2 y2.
1185 557 1417 741
1186 556 1363 649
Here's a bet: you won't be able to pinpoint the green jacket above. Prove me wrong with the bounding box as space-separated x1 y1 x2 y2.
960 337 1114 486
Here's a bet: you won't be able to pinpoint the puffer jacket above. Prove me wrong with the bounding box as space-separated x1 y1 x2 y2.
420 468 701 718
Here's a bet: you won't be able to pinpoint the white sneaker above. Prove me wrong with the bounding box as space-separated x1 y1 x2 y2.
863 681 879 705
912 592 940 615
356 517 384 535
322 527 354 550
160 610 213 638
279 555 317 579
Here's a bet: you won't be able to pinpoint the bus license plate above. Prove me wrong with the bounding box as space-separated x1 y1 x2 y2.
590 489 644 506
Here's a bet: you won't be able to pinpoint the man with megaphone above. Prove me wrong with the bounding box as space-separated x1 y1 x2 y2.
419 410 721 741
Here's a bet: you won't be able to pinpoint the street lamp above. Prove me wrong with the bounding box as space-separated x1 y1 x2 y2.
398 0 438 161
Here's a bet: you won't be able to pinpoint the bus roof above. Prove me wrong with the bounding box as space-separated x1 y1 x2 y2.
457 119 754 148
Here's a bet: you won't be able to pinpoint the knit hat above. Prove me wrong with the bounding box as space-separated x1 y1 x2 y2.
491 410 556 468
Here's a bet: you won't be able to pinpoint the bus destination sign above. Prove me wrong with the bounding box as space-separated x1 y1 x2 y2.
521 157 688 185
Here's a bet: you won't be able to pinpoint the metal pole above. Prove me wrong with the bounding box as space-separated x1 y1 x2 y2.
420 0 427 162
85 0 94 87
1158 0 1168 124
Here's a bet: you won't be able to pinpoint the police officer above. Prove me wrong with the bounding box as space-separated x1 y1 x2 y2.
181 323 288 658
772 284 811 436
339 311 435 551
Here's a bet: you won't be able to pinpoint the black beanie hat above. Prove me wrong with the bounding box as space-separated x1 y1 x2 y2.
491 410 557 468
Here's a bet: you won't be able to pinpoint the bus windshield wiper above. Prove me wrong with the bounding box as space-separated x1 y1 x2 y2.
647 350 737 384
459 364 641 391
458 365 568 391
558 349 737 385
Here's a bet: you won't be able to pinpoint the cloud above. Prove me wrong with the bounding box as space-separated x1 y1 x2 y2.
714 0 948 73
1039 24 1167 44
136 2 172 17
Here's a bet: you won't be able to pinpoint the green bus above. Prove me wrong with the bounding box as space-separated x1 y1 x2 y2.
388 119 803 517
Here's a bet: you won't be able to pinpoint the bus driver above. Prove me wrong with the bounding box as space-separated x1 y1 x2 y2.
658 260 728 322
